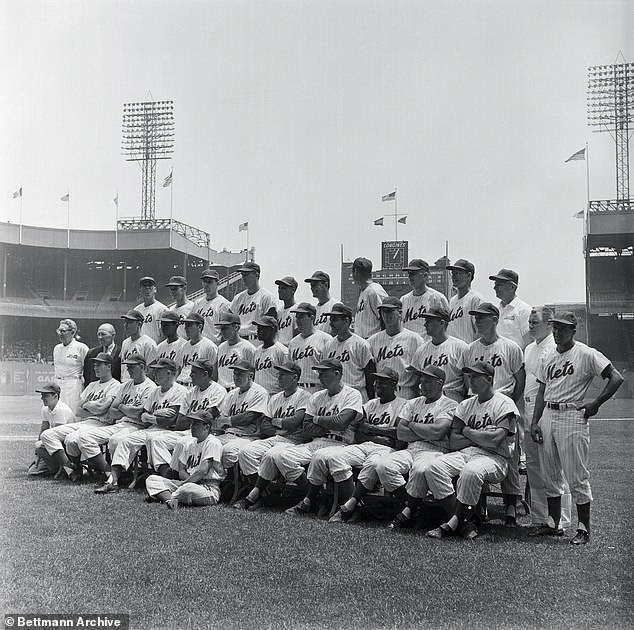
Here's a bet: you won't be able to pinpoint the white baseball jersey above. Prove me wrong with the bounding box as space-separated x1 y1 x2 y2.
173 300 195 340
112 378 157 426
176 435 225 484
524 334 556 399
354 282 388 339
401 288 450 340
368 328 423 390
460 337 524 397
325 334 373 389
179 337 218 385
453 392 518 458
120 335 158 382
231 288 278 340
398 395 458 450
53 339 89 379
192 294 231 341
498 297 532 350
361 396 407 432
268 388 311 438
411 336 468 401
288 330 332 387
254 342 289 393
537 342 611 403
41 401 75 427
219 383 269 436
277 305 297 346
143 382 188 424
156 337 187 366
80 378 121 421
216 339 256 390
183 381 227 415
305 385 364 444
134 300 167 344
314 298 337 334
448 289 485 343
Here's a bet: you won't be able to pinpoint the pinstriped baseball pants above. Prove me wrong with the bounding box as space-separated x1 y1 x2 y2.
307 443 393 486
238 436 297 476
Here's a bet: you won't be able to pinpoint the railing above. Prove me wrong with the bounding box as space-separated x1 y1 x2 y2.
117 217 210 248
588 200 633 213
166 272 243 308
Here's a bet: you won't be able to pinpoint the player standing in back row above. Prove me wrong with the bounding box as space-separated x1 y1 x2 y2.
305 270 337 334
192 269 231 345
352 257 388 339
134 276 166 344
446 259 484 343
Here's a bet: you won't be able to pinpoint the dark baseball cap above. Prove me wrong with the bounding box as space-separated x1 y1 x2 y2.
160 310 183 323
186 410 214 426
253 316 279 330
463 361 495 377
274 361 302 377
352 257 372 272
90 352 113 364
275 276 298 289
121 309 144 322
312 358 343 372
489 269 519 285
549 311 578 327
469 302 500 317
201 269 220 281
325 303 353 319
304 270 330 284
183 312 205 325
447 259 476 275
139 276 156 286
419 366 446 381
215 312 241 326
403 259 429 272
190 359 215 375
229 359 256 373
377 296 402 310
292 302 317 316
372 367 400 384
237 261 260 274
36 382 61 395
420 307 450 322
165 275 187 287
122 353 147 366
149 358 178 372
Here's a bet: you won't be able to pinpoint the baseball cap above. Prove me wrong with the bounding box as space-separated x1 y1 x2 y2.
149 358 178 372
549 311 578 327
352 257 373 272
489 269 519 285
419 366 446 381
215 312 241 326
420 307 450 322
468 302 500 317
183 312 205 325
324 303 353 319
371 367 400 384
90 352 113 364
447 259 476 275
190 359 215 375
275 276 298 290
312 358 343 372
228 359 256 373
463 361 495 377
201 269 220 281
237 261 260 274
377 296 402 310
160 310 183 323
121 309 144 322
304 270 330 284
274 361 302 377
402 259 429 272
165 275 187 287
292 302 317 316
253 316 279 329
36 382 61 395
139 276 156 286
122 353 147 366
186 410 214 426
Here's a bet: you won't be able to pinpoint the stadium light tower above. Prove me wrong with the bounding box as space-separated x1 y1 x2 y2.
587 61 634 207
121 100 175 220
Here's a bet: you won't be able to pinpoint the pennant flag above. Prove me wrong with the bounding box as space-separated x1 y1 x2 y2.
398 216 407 224
163 171 173 188
382 191 396 202
573 210 584 219
113 193 119 208
239 221 249 232
61 193 69 202
13 187 22 199
373 217 384 226
565 148 586 162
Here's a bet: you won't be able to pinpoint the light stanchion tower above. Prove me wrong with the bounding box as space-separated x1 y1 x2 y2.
121 100 175 220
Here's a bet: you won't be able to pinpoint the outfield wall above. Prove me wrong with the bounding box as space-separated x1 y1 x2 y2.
0 361 55 396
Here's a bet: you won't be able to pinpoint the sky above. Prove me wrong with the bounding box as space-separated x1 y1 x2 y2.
1 0 631 306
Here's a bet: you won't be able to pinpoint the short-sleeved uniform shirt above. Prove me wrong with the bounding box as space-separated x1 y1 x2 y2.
254 342 289 394
217 339 256 390
401 288 450 340
231 288 278 341
80 378 122 422
120 335 158 382
172 300 195 340
325 334 373 390
354 282 388 339
143 383 188 425
305 385 364 444
448 289 485 343
156 337 187 366
368 328 423 390
498 297 532 350
134 300 167 344
267 388 311 440
398 395 458 450
361 396 407 433
179 337 218 385
41 401 76 427
288 330 332 387
192 294 231 341
54 339 89 379
524 335 556 399
112 378 157 426
178 435 226 484
219 383 269 436
183 381 227 415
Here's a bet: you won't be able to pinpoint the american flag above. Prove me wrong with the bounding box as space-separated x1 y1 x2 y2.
382 191 396 202
565 148 586 162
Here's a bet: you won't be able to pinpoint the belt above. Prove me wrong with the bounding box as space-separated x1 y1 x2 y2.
524 396 533 403
325 435 344 443
546 402 580 411
55 376 81 381
299 382 319 389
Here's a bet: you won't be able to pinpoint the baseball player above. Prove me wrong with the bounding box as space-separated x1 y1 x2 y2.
489 269 532 351
400 259 450 340
192 268 231 344
119 309 158 382
446 259 484 343
275 276 299 346
165 276 194 339
252 316 289 394
178 313 218 386
287 302 332 392
215 312 256 390
324 302 375 402
426 361 519 540
156 310 188 369
83 323 121 384
352 257 388 339
368 297 424 400
530 311 623 545
53 318 89 414
30 383 76 477
305 270 337 334
410 307 468 402
231 261 278 345
134 276 167 344
145 410 226 509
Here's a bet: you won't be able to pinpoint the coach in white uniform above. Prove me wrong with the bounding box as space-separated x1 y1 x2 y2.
53 318 88 414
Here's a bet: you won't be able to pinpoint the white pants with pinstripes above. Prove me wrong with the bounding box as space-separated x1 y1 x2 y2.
146 430 190 468
540 408 592 505
74 422 139 460
266 439 342 482
426 446 508 506
110 426 170 470
307 443 393 486
64 419 107 458
145 476 220 504
237 436 298 476
40 421 85 455
216 434 257 469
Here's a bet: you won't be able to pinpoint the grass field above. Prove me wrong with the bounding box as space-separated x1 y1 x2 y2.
1 396 632 630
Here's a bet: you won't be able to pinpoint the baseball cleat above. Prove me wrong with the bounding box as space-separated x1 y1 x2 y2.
166 498 180 510
233 497 256 510
328 510 345 523
94 483 119 495
387 511 412 530
459 521 478 540
69 468 83 483
529 525 564 537
285 499 311 516
426 523 455 539
504 515 517 527
570 529 589 545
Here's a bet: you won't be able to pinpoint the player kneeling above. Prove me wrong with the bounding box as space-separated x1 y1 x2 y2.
145 411 226 509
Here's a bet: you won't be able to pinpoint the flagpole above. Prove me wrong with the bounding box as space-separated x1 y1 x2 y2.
66 190 70 248
169 170 174 249
246 221 250 260
584 142 591 344
19 186 23 245
115 191 119 250
394 189 398 241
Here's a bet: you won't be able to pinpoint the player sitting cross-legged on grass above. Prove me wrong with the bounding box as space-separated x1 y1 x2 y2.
145 410 226 509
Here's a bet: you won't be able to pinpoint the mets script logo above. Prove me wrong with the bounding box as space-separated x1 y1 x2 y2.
229 401 249 415
403 305 427 323
314 313 329 327
85 389 106 402
273 404 296 419
186 452 202 469
412 411 435 424
218 353 239 368
366 410 392 426
357 299 366 312
279 315 292 330
197 307 215 318
238 303 257 316
291 346 315 361
467 412 494 429
546 361 574 380
188 398 211 413
317 404 339 416
160 348 179 360
423 353 448 368
449 306 463 322
473 353 502 368
144 314 153 324
255 356 274 371
152 398 175 412
328 349 350 363
377 344 404 361
121 391 145 406
182 351 199 367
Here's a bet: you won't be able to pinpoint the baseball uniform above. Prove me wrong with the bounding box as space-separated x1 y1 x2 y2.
173 300 195 340
288 330 332 391
254 342 289 394
34 400 76 457
448 289 485 343
134 300 167 344
217 339 256 390
192 294 231 342
231 288 278 344
314 298 338 334
179 337 218 386
498 297 532 350
277 305 297 346
156 337 187 365
354 282 388 339
325 333 373 401
120 335 158 382
53 339 89 413
401 288 450 340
